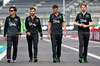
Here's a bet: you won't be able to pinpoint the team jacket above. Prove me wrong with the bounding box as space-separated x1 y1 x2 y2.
48 13 65 33
24 16 43 37
3 15 23 37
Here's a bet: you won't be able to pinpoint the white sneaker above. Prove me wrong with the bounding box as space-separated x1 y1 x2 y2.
12 60 16 63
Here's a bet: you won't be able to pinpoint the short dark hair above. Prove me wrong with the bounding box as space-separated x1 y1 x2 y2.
30 7 36 11
52 4 58 9
9 6 17 11
80 3 87 8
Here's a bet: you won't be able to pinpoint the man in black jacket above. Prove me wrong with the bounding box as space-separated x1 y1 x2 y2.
73 4 94 63
24 7 43 62
3 6 23 63
47 5 66 63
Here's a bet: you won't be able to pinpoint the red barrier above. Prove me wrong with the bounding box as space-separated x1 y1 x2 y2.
90 27 100 41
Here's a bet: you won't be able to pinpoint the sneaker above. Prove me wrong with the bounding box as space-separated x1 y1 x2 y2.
29 59 33 62
84 58 88 63
34 58 38 62
57 57 60 62
12 60 16 63
29 57 33 62
53 59 58 63
7 59 11 63
78 58 84 63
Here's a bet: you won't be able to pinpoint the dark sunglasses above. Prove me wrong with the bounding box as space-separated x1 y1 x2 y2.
9 10 14 12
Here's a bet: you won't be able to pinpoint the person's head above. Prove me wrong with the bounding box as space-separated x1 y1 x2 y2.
30 7 36 16
9 6 17 16
80 3 87 12
52 5 58 14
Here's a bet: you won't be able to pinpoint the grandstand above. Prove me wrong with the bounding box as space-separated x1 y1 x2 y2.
0 0 100 25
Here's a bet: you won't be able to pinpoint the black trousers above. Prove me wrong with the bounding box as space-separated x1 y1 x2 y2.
7 36 18 60
78 32 90 59
26 34 38 59
51 33 62 59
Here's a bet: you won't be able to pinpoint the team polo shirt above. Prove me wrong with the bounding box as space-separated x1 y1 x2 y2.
74 12 93 32
24 16 43 37
48 13 65 33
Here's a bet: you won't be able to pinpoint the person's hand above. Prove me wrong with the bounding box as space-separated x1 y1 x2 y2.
40 37 43 40
3 37 6 41
27 32 31 36
47 34 50 39
79 24 83 27
64 32 67 37
81 23 87 28
18 35 21 39
82 25 87 28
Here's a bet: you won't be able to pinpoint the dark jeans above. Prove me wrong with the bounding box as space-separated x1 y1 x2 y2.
7 36 18 60
51 33 62 59
78 32 90 59
26 34 39 59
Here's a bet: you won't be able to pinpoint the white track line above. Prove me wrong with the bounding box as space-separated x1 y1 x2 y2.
68 37 100 45
0 50 6 61
43 39 100 60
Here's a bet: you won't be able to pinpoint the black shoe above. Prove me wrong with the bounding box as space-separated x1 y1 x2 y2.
78 58 84 63
7 59 11 63
29 58 33 62
12 60 16 63
34 58 38 62
57 57 61 62
84 58 88 63
53 58 58 63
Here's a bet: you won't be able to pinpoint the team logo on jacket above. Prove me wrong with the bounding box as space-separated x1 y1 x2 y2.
14 18 18 21
53 19 60 23
80 19 87 23
52 15 54 19
28 18 30 21
79 15 81 18
58 16 61 19
86 15 89 18
8 18 11 22
36 19 39 22
29 22 36 26
9 22 16 26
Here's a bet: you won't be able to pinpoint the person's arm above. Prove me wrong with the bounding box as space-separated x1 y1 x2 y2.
82 21 94 28
24 18 31 36
3 18 7 41
47 15 51 39
47 22 51 34
62 15 66 37
73 21 83 27
73 14 83 27
24 18 28 33
47 22 51 39
18 19 23 39
38 19 43 40
62 22 66 37
82 14 94 28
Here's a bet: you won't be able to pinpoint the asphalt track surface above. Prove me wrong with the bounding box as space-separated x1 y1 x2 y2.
0 31 100 66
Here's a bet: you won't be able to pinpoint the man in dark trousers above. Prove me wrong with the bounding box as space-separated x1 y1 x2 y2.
47 5 67 63
24 7 43 62
3 6 23 63
73 4 94 63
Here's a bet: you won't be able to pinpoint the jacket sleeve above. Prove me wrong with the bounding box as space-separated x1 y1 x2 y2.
24 18 28 33
18 18 23 35
3 18 7 37
38 19 43 37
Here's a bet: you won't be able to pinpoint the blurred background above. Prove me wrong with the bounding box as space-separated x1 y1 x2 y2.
0 0 100 36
